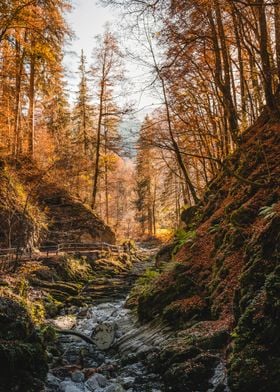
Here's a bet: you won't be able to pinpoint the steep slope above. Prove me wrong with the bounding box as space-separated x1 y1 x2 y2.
134 112 280 392
0 159 45 249
36 185 115 245
0 158 115 250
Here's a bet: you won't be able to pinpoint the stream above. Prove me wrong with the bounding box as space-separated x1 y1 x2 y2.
45 251 166 392
44 249 230 392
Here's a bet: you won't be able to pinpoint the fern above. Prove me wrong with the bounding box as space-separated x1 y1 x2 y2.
259 204 277 220
208 224 220 234
173 228 196 254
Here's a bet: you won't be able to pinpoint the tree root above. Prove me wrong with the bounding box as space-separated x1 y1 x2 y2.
55 328 96 345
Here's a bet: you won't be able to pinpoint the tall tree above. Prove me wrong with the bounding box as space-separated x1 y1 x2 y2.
72 50 93 156
90 29 124 210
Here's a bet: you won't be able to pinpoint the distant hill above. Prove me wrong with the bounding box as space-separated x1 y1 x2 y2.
119 118 141 158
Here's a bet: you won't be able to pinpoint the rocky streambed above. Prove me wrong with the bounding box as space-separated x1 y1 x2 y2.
44 250 230 392
46 299 167 392
44 249 168 392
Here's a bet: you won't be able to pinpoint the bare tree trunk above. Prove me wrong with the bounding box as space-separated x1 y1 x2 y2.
208 5 239 145
275 1 280 82
104 125 109 225
161 77 199 204
231 5 247 129
13 40 24 157
257 0 275 109
28 53 35 157
91 62 106 210
152 183 157 236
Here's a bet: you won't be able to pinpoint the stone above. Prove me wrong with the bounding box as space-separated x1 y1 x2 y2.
47 373 60 388
91 321 116 350
103 384 125 392
59 380 84 392
71 371 85 383
121 376 135 388
85 373 108 391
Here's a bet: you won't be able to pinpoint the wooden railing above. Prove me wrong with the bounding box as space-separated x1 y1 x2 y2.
0 242 125 273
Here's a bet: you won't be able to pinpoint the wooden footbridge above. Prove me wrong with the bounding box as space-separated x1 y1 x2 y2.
0 242 127 273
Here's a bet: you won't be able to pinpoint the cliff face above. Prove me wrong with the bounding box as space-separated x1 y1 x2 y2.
136 113 280 392
37 185 116 246
0 160 45 249
0 159 115 250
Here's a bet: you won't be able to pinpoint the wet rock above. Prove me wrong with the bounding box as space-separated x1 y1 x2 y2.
47 373 61 388
91 322 116 350
103 384 125 392
59 380 84 392
71 371 85 383
121 376 135 388
85 373 108 390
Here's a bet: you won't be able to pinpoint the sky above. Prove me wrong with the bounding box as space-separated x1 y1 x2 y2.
63 0 115 96
63 0 160 121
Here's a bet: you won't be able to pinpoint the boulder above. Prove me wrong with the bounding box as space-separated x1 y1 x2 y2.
91 322 116 350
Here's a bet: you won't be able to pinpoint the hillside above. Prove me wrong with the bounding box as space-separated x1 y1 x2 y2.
133 112 280 392
0 158 115 250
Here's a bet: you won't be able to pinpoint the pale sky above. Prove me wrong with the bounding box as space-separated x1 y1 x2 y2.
63 0 160 120
63 0 116 94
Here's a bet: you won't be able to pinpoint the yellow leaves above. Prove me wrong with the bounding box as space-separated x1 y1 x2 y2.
100 152 118 169
32 42 57 63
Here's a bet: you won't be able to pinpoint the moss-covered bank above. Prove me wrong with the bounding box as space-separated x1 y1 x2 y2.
130 116 280 391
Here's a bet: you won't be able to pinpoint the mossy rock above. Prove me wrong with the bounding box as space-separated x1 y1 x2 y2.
163 295 208 326
43 294 63 318
31 279 80 296
137 266 198 322
163 353 219 392
230 206 257 227
47 289 69 302
0 297 34 340
181 205 201 227
66 295 91 306
228 344 280 392
151 345 201 373
0 297 48 391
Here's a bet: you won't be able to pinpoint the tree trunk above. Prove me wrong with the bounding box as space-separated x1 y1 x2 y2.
208 6 239 145
161 77 199 204
91 63 106 210
13 40 24 157
28 53 35 157
257 0 275 109
275 1 280 82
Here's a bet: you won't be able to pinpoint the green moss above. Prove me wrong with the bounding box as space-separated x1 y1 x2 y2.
230 206 257 227
163 295 208 326
0 296 48 391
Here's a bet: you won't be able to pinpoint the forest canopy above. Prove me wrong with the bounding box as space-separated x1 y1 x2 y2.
0 0 280 237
